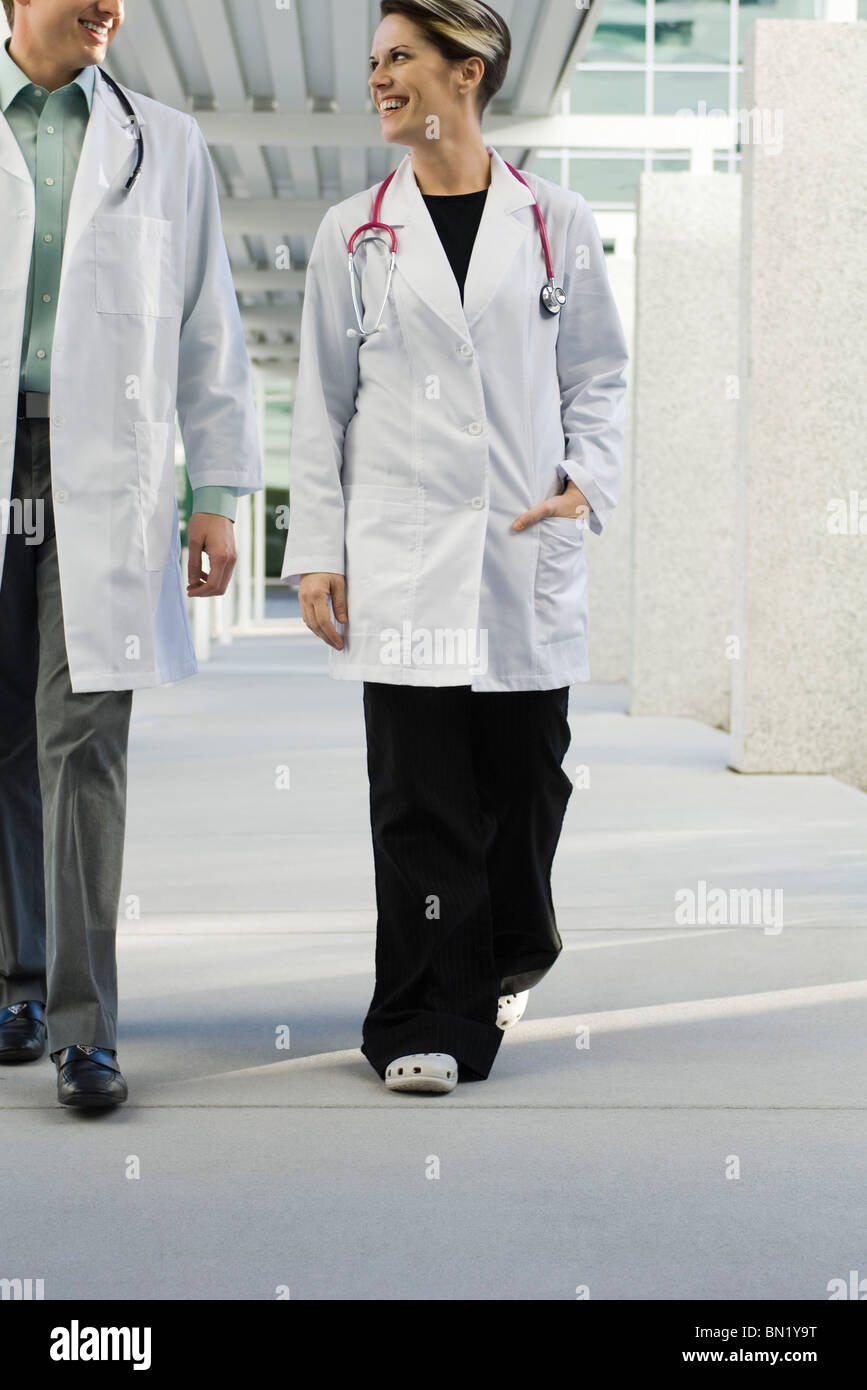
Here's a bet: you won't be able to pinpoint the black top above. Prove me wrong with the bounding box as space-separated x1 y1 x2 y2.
421 189 489 303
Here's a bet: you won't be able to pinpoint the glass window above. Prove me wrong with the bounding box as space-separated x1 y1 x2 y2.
738 0 816 63
583 0 648 64
568 157 647 204
532 156 566 186
654 70 731 115
652 157 691 171
570 69 647 113
653 1 732 66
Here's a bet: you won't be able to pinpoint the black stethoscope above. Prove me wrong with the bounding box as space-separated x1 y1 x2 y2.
98 68 143 193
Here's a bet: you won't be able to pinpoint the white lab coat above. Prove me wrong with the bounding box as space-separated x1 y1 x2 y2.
282 147 629 692
0 76 262 693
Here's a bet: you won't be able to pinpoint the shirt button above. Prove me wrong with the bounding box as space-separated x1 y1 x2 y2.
52 415 65 426
43 233 53 243
44 177 55 186
459 344 473 358
36 350 46 359
468 422 483 436
470 497 485 510
46 125 55 134
55 490 68 503
42 294 51 303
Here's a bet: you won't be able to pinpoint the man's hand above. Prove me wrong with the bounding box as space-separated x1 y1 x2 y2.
187 513 237 598
512 481 592 532
299 573 348 651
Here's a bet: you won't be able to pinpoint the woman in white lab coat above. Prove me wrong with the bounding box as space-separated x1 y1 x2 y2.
282 0 629 1094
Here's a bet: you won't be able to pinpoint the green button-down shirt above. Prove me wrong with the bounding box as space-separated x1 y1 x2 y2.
0 39 238 521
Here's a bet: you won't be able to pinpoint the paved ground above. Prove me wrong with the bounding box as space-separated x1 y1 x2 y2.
1 612 866 1300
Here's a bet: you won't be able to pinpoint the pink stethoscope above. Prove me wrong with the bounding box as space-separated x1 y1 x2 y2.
346 161 567 339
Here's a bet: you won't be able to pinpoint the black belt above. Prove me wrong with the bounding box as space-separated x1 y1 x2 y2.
17 391 51 419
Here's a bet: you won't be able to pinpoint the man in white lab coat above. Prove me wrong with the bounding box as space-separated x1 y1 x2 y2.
0 0 262 1106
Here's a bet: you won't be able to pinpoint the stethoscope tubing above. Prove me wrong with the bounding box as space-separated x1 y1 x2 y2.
97 68 144 193
346 161 565 337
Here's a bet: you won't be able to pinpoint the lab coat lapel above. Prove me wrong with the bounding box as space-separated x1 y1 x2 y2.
462 149 535 330
61 77 145 281
380 148 536 339
0 109 31 183
381 153 470 340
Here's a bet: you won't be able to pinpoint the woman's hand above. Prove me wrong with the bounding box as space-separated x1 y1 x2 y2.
299 573 348 651
511 481 591 533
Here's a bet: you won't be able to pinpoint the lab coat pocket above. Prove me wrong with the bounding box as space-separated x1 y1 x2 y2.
135 421 176 573
94 215 174 317
534 516 587 648
343 485 419 636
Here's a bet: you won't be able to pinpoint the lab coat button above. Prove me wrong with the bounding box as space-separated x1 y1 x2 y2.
52 415 65 426
468 422 483 436
459 344 474 358
470 497 485 510
55 491 68 503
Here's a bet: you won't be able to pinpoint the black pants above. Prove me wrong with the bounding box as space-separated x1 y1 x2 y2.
360 683 573 1080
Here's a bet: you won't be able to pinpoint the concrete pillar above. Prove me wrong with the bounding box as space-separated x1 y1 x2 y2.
630 173 741 729
587 252 635 683
732 19 867 790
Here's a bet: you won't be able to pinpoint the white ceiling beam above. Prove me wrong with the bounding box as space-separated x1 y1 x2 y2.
186 0 273 202
195 111 736 151
241 307 302 332
513 0 594 115
233 270 308 292
106 5 188 111
260 0 319 202
219 115 732 235
333 0 372 201
546 0 611 112
247 347 300 365
222 199 331 235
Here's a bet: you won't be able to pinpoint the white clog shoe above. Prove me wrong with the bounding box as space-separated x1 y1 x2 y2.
496 991 530 1030
385 1053 458 1094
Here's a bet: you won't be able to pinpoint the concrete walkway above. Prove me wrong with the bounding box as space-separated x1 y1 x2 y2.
2 619 866 1301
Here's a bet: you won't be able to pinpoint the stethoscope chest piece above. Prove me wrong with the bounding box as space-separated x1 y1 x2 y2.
347 228 397 340
541 279 567 315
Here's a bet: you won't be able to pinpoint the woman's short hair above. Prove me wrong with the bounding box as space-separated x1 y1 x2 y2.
379 0 512 114
2 1 15 32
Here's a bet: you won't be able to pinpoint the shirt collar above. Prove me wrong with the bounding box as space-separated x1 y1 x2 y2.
0 39 96 114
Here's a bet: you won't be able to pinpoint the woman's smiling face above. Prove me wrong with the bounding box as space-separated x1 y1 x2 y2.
369 14 480 144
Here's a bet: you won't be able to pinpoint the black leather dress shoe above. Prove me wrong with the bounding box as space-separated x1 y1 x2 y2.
0 1001 47 1063
52 1045 128 1108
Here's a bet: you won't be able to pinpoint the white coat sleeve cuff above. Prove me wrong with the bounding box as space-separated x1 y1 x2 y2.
281 556 346 588
556 460 610 536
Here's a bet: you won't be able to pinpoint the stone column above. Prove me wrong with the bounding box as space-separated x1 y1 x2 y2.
732 19 867 790
587 253 635 683
630 173 741 729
